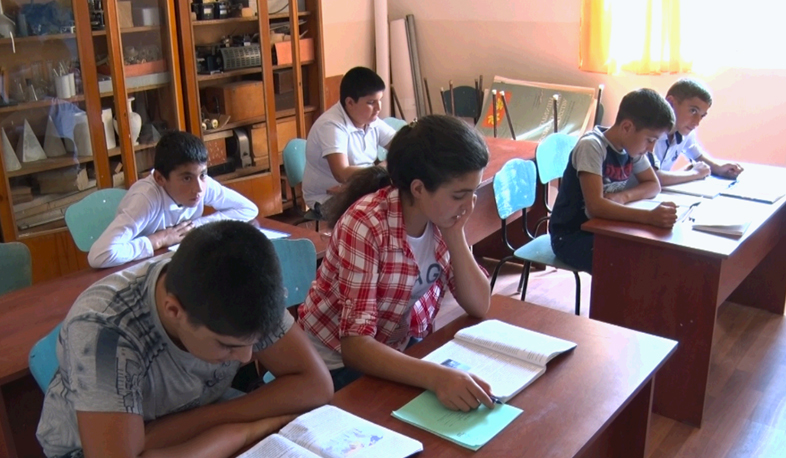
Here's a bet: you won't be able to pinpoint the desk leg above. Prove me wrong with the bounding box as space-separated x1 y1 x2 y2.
0 392 18 458
728 234 786 315
590 235 719 427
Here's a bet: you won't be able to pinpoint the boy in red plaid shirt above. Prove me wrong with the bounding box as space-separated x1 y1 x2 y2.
299 115 495 412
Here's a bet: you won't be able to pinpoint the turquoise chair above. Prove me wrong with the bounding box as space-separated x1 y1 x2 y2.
0 241 32 296
377 117 408 162
282 139 324 231
490 157 584 316
29 323 63 391
534 133 579 224
65 188 128 252
262 238 318 384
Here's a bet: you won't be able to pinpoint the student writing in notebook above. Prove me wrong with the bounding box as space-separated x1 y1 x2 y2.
37 221 333 458
637 78 743 186
550 89 678 273
88 131 258 268
298 116 495 412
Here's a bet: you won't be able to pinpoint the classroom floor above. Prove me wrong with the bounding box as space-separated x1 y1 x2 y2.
466 260 786 458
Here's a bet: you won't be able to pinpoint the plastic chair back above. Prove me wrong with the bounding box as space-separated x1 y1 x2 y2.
535 133 579 184
65 188 128 252
378 117 408 161
0 242 32 295
271 238 317 308
493 159 537 220
29 323 63 391
282 139 307 188
442 86 480 119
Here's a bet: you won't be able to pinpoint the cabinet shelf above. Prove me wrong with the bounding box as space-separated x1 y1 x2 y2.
92 26 161 36
201 105 316 138
196 60 314 83
0 33 75 46
0 95 86 115
214 164 271 183
100 82 171 98
269 11 312 19
193 17 259 26
6 155 94 178
107 142 157 158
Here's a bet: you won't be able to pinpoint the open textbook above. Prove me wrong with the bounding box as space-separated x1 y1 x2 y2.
239 405 422 458
662 175 734 198
624 192 703 222
421 319 576 402
689 197 758 238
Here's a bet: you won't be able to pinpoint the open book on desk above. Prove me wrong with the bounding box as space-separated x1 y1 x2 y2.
624 192 703 222
663 175 735 198
239 405 422 458
421 319 577 402
689 197 756 238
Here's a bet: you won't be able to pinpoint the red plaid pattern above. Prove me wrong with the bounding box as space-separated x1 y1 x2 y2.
299 187 457 352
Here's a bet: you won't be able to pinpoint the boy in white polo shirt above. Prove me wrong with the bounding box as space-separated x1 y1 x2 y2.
302 67 397 209
643 78 743 186
88 131 258 268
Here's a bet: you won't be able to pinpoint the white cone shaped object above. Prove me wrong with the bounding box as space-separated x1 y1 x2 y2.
17 120 47 162
1 128 21 171
44 115 67 158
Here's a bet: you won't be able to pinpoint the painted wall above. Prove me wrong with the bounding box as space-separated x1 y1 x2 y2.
384 0 786 166
321 0 375 76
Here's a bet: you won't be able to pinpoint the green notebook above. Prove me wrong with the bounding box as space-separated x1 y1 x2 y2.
391 391 523 451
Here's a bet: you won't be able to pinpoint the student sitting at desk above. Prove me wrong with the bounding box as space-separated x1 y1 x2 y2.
551 89 678 273
37 221 333 458
299 115 495 412
640 78 743 186
88 131 258 268
302 66 397 210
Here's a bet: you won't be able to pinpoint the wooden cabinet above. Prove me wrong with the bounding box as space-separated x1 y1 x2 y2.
176 0 324 213
0 0 185 282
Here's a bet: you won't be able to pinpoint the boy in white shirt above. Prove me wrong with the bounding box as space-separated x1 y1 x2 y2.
88 131 258 268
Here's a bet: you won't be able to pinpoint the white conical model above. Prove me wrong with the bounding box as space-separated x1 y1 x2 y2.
1 128 21 171
17 120 47 162
44 115 67 157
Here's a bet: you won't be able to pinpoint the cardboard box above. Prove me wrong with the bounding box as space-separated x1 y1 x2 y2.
273 38 314 66
203 81 266 123
37 167 89 194
249 124 270 170
118 2 134 29
274 70 294 93
205 138 228 167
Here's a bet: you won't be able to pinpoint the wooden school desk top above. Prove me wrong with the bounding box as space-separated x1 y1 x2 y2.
332 295 676 458
0 218 326 386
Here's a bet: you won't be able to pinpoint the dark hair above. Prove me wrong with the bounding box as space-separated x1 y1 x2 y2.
667 78 713 106
323 115 490 226
339 67 385 109
154 131 208 178
165 221 285 339
615 88 675 131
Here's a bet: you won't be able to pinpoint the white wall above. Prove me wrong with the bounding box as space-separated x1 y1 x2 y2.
385 0 786 166
321 0 375 76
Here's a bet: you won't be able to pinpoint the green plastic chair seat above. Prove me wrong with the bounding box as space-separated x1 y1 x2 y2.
377 117 408 161
29 323 63 391
282 138 324 229
0 241 32 296
535 133 579 184
271 238 317 308
65 188 128 252
513 235 576 272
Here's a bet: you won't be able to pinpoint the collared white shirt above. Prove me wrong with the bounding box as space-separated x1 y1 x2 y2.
651 130 705 171
88 174 258 268
302 103 396 208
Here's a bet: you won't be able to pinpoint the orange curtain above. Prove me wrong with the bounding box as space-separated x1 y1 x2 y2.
580 0 692 75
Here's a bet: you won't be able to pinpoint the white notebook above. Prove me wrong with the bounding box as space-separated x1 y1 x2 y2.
663 176 735 198
239 405 423 458
421 320 576 402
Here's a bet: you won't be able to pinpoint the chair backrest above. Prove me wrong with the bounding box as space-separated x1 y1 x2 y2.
535 133 579 184
29 323 63 391
493 159 538 220
441 86 480 119
282 138 307 188
65 188 128 252
377 117 408 162
0 241 32 296
271 238 317 308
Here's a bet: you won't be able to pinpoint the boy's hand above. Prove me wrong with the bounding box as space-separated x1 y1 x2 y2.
715 162 744 179
648 202 678 228
148 220 195 250
243 414 297 446
689 161 711 178
428 364 494 411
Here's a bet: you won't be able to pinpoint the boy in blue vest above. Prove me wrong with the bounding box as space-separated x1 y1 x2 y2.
550 88 678 273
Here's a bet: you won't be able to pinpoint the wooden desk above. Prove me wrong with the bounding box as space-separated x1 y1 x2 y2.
468 138 540 256
0 218 326 458
332 295 676 457
584 166 786 426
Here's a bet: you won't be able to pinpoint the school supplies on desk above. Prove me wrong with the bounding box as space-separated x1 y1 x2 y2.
392 391 523 451
663 175 735 198
421 319 576 401
719 179 786 204
624 193 702 222
239 405 422 458
689 197 756 238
